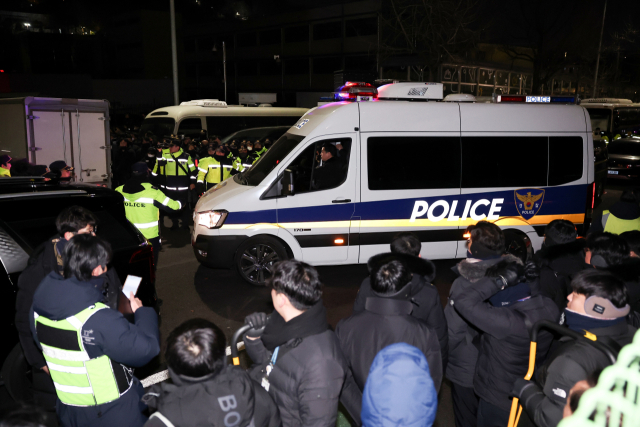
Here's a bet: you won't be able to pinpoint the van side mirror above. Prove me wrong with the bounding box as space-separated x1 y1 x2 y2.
281 169 294 196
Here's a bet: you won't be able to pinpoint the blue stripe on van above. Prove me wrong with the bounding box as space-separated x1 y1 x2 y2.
223 184 587 225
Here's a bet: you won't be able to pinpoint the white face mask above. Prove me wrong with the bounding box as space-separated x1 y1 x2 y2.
247 147 253 151
148 154 154 158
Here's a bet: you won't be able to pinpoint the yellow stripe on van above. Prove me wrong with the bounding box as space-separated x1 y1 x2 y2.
220 213 585 231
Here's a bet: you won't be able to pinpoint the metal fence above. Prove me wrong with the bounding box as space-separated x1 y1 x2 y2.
440 64 533 97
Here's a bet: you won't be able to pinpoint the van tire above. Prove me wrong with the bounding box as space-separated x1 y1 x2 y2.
236 236 289 286
1 343 33 402
504 230 533 263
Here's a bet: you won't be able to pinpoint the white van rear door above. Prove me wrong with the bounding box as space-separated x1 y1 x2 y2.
276 133 357 265
70 111 108 184
31 110 73 167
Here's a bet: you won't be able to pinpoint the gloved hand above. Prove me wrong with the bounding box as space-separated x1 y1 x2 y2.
244 312 268 338
511 378 534 399
196 183 205 195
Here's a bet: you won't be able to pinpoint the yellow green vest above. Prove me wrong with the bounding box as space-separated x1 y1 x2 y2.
34 303 132 406
0 168 10 177
116 182 181 239
197 157 233 185
602 210 640 234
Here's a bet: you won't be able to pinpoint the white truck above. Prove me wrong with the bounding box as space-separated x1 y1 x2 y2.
0 97 111 186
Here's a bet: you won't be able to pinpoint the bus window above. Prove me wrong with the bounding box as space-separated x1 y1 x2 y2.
177 118 203 137
588 109 612 134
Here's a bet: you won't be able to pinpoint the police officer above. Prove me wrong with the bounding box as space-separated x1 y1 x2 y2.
30 234 160 427
152 137 196 230
116 163 181 268
591 190 640 234
231 145 253 174
197 145 234 193
0 154 11 177
247 140 267 165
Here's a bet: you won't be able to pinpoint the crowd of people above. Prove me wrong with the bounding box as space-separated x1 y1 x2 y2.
5 189 640 427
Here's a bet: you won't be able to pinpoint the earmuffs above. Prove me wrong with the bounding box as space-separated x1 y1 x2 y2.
584 296 630 319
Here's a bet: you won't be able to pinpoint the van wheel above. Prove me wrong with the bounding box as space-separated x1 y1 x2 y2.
504 230 533 263
236 236 289 286
1 344 33 402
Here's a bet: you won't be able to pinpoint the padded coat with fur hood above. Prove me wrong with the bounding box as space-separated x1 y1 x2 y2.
449 256 560 411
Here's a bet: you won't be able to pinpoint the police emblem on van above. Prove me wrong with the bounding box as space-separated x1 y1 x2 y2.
515 188 545 220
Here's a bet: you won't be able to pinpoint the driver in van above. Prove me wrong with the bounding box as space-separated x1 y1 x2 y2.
313 142 343 190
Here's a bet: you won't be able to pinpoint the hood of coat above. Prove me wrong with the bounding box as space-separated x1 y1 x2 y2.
367 252 436 283
156 366 256 425
455 255 521 283
361 343 437 427
609 200 640 220
535 240 587 275
32 271 104 320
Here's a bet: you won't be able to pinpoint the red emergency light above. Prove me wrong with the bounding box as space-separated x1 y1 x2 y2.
335 82 378 101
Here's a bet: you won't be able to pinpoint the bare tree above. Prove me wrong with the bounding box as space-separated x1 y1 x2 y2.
378 0 479 81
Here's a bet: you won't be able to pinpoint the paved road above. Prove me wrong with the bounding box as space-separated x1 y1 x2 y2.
152 182 627 426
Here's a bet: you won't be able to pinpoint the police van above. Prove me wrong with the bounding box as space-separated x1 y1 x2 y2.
192 83 595 285
140 100 308 139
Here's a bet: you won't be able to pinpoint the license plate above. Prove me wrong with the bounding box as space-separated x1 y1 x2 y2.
608 170 618 174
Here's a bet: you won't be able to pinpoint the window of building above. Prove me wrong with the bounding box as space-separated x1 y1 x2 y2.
260 29 281 45
288 138 351 194
236 61 258 76
285 25 309 43
345 17 377 37
313 56 342 74
236 32 257 47
344 55 376 72
461 137 547 188
285 58 309 75
548 137 584 185
313 21 342 41
368 137 461 190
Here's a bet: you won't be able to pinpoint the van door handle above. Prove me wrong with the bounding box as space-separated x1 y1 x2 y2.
332 198 351 203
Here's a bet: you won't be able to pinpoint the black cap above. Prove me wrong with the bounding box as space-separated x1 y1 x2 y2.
49 160 73 171
132 162 149 175
0 154 11 165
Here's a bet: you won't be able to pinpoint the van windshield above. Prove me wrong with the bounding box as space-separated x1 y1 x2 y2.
140 118 176 138
588 109 612 133
237 133 305 186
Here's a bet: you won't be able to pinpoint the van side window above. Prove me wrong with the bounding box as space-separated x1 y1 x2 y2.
177 118 203 137
367 137 460 190
461 137 547 188
287 138 351 194
549 137 583 185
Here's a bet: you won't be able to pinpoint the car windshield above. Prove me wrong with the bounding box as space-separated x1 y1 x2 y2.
588 109 612 134
608 140 640 156
220 127 289 145
236 133 305 186
140 117 175 138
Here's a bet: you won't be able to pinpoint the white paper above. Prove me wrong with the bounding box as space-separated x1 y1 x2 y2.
122 275 142 299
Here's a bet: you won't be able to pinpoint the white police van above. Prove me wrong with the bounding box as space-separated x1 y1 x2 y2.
192 83 595 285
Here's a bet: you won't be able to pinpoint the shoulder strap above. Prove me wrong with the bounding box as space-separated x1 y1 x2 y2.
171 152 190 176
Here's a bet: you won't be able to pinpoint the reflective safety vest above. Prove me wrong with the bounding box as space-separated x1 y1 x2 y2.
197 157 233 185
34 303 133 407
151 148 196 191
232 156 254 173
602 135 610 144
0 167 10 177
116 182 181 239
249 146 267 165
602 210 640 234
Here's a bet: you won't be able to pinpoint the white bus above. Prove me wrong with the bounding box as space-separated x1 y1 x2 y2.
140 100 309 139
581 98 640 140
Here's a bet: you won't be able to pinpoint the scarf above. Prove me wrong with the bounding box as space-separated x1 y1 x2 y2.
489 282 531 307
563 308 625 333
261 302 329 351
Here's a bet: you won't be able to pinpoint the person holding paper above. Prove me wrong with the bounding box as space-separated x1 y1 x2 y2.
116 162 182 268
30 234 160 427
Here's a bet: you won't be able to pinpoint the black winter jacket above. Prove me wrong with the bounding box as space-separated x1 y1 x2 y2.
534 240 587 312
353 253 448 370
31 272 160 427
337 294 443 392
15 237 122 369
605 259 640 314
244 329 361 427
520 320 636 427
143 366 280 427
450 255 560 411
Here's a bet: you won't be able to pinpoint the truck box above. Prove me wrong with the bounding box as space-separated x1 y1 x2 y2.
0 97 111 186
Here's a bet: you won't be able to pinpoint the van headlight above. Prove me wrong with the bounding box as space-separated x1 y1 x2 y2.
196 210 228 229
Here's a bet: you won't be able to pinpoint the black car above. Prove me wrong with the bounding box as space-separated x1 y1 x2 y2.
0 177 158 402
607 137 640 181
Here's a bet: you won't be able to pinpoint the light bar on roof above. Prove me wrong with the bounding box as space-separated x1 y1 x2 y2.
334 82 378 101
180 99 228 107
497 95 575 104
377 82 444 101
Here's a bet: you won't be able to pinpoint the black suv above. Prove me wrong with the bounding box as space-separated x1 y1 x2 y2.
0 177 158 402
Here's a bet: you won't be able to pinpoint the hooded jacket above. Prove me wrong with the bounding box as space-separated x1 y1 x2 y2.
30 272 160 427
337 277 443 393
142 366 280 427
361 343 437 427
449 256 560 411
353 253 448 370
534 240 587 312
15 237 122 369
590 200 640 234
605 259 640 314
520 318 636 427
